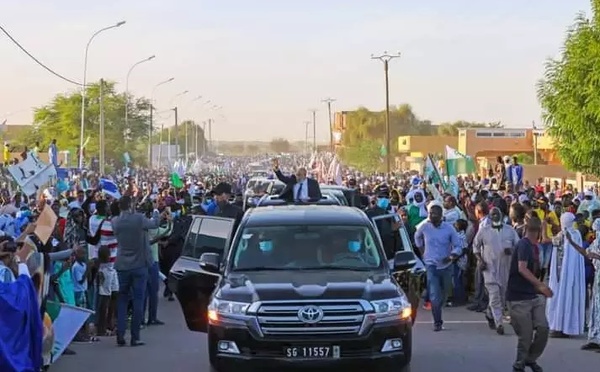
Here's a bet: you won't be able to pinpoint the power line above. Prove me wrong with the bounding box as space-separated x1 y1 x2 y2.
0 23 84 86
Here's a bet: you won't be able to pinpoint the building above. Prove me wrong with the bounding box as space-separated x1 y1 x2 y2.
457 128 561 175
396 135 458 171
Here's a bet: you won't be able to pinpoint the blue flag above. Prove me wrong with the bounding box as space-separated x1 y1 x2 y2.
0 275 43 372
99 178 122 199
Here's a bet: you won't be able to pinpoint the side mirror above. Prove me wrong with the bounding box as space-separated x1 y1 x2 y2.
199 252 221 273
393 251 416 272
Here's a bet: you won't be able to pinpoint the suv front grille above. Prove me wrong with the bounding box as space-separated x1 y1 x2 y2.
255 301 366 336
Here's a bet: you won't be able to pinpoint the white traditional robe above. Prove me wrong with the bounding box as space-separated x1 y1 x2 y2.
547 227 586 335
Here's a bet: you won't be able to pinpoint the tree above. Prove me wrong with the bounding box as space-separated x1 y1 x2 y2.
269 138 291 153
153 119 207 157
26 80 151 166
339 140 382 171
537 0 600 175
340 104 435 155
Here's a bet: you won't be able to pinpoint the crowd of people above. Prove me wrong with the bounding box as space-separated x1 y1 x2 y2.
0 150 599 372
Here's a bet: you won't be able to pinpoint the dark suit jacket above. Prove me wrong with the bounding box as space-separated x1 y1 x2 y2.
274 169 322 201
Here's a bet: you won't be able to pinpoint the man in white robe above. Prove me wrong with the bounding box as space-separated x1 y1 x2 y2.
473 207 520 335
547 212 586 337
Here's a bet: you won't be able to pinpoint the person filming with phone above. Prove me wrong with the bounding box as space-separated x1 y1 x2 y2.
272 158 322 202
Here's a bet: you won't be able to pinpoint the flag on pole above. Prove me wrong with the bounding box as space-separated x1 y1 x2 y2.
424 154 447 190
99 178 121 199
45 301 92 364
170 172 184 189
445 145 475 176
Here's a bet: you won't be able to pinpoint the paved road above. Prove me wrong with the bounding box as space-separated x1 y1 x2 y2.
53 297 598 372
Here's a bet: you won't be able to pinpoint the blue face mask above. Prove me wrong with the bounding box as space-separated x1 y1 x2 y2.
377 198 390 209
259 240 273 252
347 240 361 253
171 210 181 219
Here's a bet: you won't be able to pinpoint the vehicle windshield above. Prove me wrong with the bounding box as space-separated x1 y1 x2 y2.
231 225 382 271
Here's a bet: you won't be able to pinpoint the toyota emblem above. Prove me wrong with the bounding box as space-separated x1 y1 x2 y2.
297 305 324 324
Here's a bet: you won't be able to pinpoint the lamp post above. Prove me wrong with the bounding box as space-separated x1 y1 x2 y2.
149 77 174 167
79 20 126 169
124 55 156 137
371 51 401 174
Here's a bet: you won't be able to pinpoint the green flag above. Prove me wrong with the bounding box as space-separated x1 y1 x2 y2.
170 172 184 188
380 144 387 157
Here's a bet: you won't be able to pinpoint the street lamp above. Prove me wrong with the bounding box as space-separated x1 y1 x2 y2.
124 55 156 136
149 77 175 167
371 51 401 174
78 20 126 169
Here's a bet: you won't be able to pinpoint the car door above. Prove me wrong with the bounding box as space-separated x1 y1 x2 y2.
370 214 425 323
169 216 236 332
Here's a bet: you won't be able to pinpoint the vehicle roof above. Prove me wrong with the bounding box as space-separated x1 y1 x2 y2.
243 205 370 226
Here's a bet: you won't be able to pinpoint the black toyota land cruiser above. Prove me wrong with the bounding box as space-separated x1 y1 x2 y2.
169 205 419 371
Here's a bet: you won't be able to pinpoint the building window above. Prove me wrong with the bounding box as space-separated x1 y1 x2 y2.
508 132 525 138
492 132 506 137
475 131 492 137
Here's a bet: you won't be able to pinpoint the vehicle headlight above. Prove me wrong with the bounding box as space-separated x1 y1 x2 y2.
370 297 412 319
208 298 250 321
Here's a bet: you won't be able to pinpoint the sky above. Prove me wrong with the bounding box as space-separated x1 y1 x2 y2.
0 0 593 141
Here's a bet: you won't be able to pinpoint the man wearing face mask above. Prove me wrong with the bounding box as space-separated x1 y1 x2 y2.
213 182 244 232
473 207 520 335
414 204 462 332
366 187 397 259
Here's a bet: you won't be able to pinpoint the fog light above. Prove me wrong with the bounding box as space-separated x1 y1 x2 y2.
381 338 403 352
217 340 240 354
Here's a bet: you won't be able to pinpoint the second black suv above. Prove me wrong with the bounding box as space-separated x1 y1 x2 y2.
169 206 419 371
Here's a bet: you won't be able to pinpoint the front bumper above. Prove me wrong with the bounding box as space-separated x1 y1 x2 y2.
208 318 412 370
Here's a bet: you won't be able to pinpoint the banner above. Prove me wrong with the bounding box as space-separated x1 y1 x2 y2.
7 154 57 196
46 301 93 364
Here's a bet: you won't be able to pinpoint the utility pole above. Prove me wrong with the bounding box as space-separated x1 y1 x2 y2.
173 107 178 160
99 79 105 174
185 120 189 163
322 98 336 152
304 121 311 155
203 121 207 156
194 123 198 159
309 109 317 152
371 51 401 174
148 103 153 167
532 120 538 165
207 118 213 154
158 123 163 167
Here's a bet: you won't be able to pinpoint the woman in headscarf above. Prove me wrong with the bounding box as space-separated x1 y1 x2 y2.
547 212 587 338
561 218 600 351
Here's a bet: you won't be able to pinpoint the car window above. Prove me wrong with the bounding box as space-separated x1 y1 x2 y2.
231 225 382 271
182 218 232 258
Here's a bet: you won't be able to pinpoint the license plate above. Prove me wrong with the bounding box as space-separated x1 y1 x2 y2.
284 345 340 359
